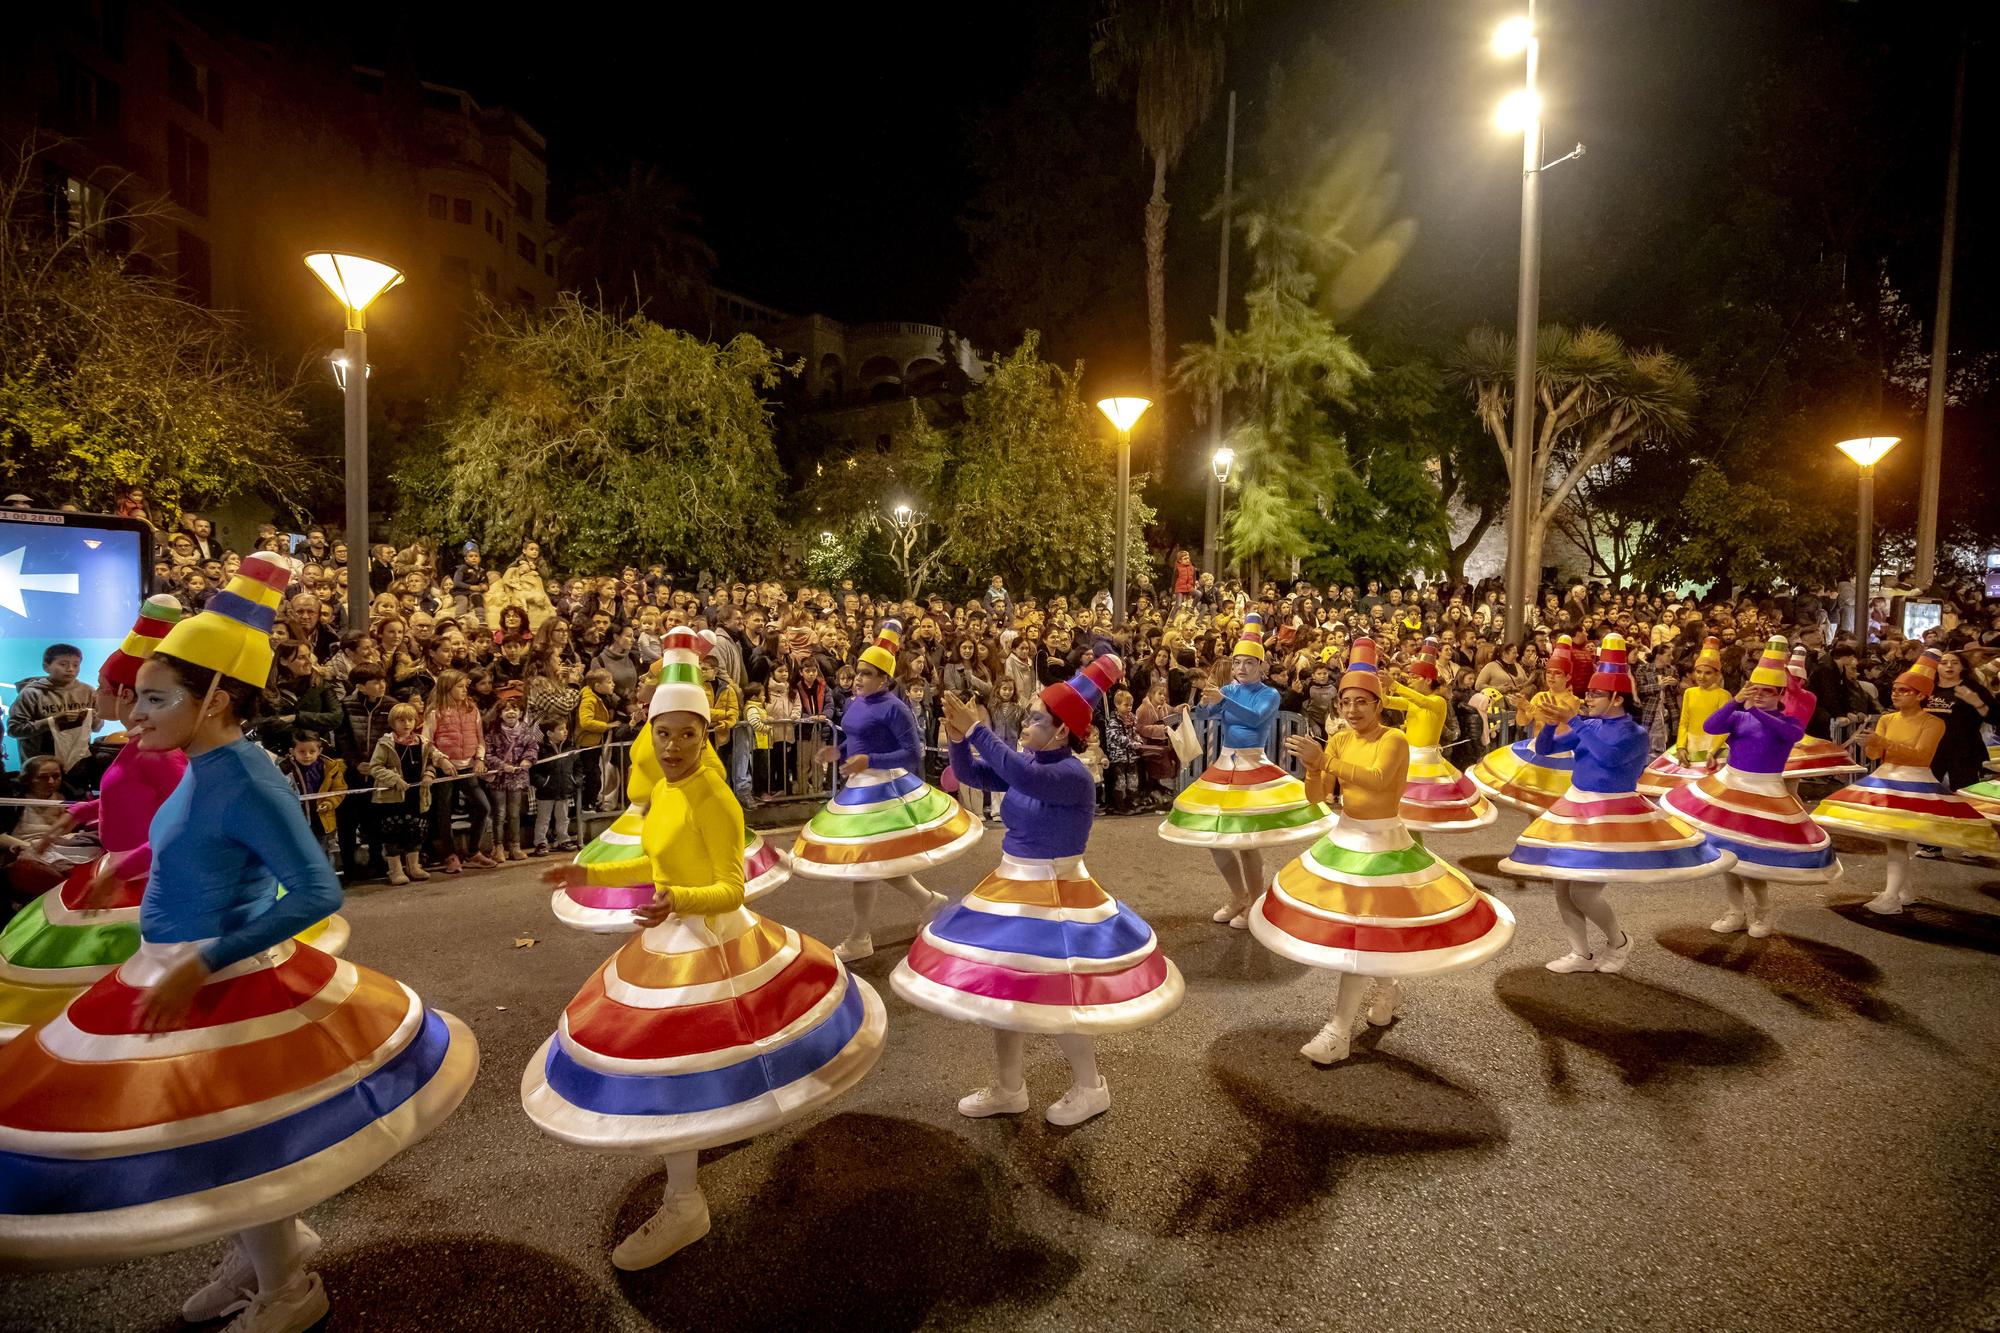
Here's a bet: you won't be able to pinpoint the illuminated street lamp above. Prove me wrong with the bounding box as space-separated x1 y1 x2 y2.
1096 396 1152 625
327 352 371 391
1211 447 1236 578
1835 436 1901 639
305 252 403 629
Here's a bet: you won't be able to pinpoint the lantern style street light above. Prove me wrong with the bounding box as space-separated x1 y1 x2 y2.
1096 396 1152 625
1211 447 1236 578
1835 435 1901 639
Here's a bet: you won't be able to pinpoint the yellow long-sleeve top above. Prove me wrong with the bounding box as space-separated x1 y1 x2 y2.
575 687 613 746
1674 686 1731 759
1869 708 1943 768
1515 687 1578 735
1319 725 1410 822
639 757 746 918
1384 681 1447 748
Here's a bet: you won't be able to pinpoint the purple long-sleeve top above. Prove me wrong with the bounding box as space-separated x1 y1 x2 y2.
1535 711 1650 792
1703 699 1805 775
840 688 923 772
950 724 1094 858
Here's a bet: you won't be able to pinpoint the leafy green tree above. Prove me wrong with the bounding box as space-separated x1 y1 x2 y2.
419 296 786 574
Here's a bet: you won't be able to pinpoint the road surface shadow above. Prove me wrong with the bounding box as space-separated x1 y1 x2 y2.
1977 879 2000 905
1654 925 1944 1046
1151 910 1309 987
1494 965 1779 1092
613 1113 1075 1332
1456 853 1534 888
310 1235 612 1330
1830 899 2000 955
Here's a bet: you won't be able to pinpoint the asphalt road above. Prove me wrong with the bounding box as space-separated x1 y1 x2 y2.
6 794 2000 1333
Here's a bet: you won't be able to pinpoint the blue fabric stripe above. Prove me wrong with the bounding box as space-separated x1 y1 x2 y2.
0 1010 453 1215
203 590 276 633
1854 775 1948 795
1701 833 1834 871
833 771 925 805
927 900 1154 960
545 980 862 1117
1505 842 1722 873
1511 739 1575 771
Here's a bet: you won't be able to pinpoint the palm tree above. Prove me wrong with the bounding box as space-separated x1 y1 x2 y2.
557 164 717 329
1090 0 1239 464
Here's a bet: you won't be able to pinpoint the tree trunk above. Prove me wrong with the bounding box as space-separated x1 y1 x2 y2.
1144 150 1170 473
1521 514 1549 613
1448 499 1498 584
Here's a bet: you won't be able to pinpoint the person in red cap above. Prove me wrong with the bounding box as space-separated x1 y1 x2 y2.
907 655 1184 1126
1469 635 1581 813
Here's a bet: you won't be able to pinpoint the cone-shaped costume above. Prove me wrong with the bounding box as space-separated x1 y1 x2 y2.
1162 614 1335 847
1959 779 2000 824
1661 639 1842 881
1637 636 1731 796
0 555 474 1268
790 620 982 879
1777 648 1865 780
895 657 1184 1034
1384 639 1494 831
1470 636 1580 813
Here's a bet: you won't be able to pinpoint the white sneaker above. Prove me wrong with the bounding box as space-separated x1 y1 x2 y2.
183 1224 323 1322
1211 905 1235 924
1044 1079 1111 1126
1709 910 1747 934
1227 913 1247 930
1864 890 1902 916
1366 979 1400 1026
611 1190 710 1271
1544 951 1598 974
1596 932 1635 974
957 1084 1030 1118
221 1272 328 1333
1301 1021 1351 1065
1746 916 1773 939
834 936 874 963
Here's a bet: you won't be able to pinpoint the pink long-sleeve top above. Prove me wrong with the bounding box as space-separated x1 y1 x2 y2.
67 742 187 879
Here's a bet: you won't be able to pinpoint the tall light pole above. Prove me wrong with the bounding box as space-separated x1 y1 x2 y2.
1835 436 1901 641
1914 32 1967 589
1495 10 1540 644
1211 446 1236 580
305 252 403 630
1096 396 1152 625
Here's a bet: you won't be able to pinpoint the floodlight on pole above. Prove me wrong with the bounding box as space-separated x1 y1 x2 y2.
304 252 405 329
1835 436 1901 638
1096 396 1153 625
1493 16 1533 56
1495 90 1542 135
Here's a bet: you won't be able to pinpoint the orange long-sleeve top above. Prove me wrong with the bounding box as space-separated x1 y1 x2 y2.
1870 708 1943 768
1318 725 1410 821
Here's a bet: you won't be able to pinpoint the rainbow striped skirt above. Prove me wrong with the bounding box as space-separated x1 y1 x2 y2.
1635 745 1723 797
1251 815 1514 977
790 768 983 880
1782 736 1865 781
553 801 791 932
1160 748 1336 850
1812 764 2000 854
1402 744 1497 832
0 938 476 1268
1499 787 1734 882
1960 779 2000 824
892 854 1184 1035
1469 736 1575 813
1661 765 1841 882
522 909 885 1153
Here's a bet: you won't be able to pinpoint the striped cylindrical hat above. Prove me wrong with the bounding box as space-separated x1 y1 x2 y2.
98 595 186 690
1787 645 1809 680
1748 636 1790 689
1695 635 1722 671
1340 636 1381 697
1042 654 1121 740
1587 632 1635 694
1409 636 1440 683
1894 647 1942 699
860 619 902 676
648 626 713 721
1547 634 1575 678
1232 613 1266 661
155 552 296 688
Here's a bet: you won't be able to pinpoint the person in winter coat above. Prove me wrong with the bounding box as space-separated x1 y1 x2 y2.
369 703 452 885
6 643 95 777
485 688 543 860
250 642 344 756
529 717 579 854
279 729 347 865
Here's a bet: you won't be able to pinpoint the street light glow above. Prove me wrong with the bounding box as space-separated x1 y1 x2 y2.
1211 446 1236 484
1096 396 1152 434
892 503 913 524
1835 436 1901 468
1492 16 1533 57
1495 90 1541 134
328 352 371 390
303 252 405 322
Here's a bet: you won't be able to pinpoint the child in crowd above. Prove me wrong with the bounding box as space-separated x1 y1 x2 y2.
369 702 450 886
744 683 772 796
1 756 69 910
988 677 1024 751
575 667 617 811
530 717 579 855
485 688 543 861
1079 722 1109 809
1104 687 1140 814
765 664 800 796
279 728 346 867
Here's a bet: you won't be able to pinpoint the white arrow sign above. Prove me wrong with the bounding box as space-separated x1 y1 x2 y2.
0 546 81 617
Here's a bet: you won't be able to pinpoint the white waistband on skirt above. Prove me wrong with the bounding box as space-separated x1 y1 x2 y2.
120 938 292 987
996 853 1087 880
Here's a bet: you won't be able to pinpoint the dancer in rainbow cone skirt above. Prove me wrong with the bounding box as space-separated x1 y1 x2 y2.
790 620 981 961
1383 637 1495 831
1636 635 1731 797
530 628 885 1269
1778 645 1866 786
1469 635 1582 813
1660 638 1843 939
1812 648 2000 916
0 597 349 1046
0 554 478 1333
895 655 1183 1126
1499 634 1733 974
552 632 790 932
1257 638 1514 1065
1161 613 1336 928
1962 756 2000 826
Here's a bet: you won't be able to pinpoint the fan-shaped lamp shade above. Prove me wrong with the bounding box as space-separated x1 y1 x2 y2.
1835 436 1901 468
1096 397 1152 434
304 252 405 318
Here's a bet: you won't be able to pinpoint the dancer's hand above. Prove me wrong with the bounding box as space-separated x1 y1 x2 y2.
1286 735 1325 770
29 812 75 855
1201 686 1222 706
814 745 838 767
939 693 976 742
541 862 587 889
632 889 675 928
139 953 210 1031
1861 731 1885 758
78 856 122 909
842 754 869 776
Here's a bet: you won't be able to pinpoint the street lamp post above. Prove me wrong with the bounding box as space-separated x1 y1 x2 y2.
1211 446 1236 580
1835 436 1901 641
304 252 404 630
1096 396 1152 626
1495 9 1541 645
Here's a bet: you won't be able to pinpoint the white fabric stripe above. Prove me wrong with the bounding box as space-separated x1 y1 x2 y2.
558 969 850 1077
38 895 142 929
633 908 755 955
604 933 803 1008
1295 859 1455 892
113 938 293 989
1874 763 1943 784
1320 815 1413 854
41 962 361 1062
1250 891 1516 979
917 924 1157 976
0 956 113 986
995 854 1088 880
1269 880 1478 928
959 895 1117 924
0 983 424 1158
841 767 914 788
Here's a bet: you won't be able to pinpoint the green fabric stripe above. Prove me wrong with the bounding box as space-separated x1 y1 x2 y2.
0 896 139 971
576 838 638 866
658 663 701 684
809 788 957 838
1166 802 1330 835
1303 840 1439 877
1965 781 2000 799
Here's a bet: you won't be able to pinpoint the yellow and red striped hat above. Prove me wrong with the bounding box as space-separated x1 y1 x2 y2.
860 619 902 676
156 552 296 688
98 595 185 691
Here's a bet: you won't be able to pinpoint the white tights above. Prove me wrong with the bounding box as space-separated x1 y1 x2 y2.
1721 870 1771 920
847 875 934 941
237 1217 307 1295
1209 848 1265 912
663 1148 700 1199
1554 882 1623 956
1883 841 1911 904
990 1029 1103 1093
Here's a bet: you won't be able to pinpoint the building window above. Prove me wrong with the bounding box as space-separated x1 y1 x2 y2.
427 193 446 220
513 184 533 220
452 197 471 225
166 123 209 216
174 228 211 304
166 42 224 127
50 54 120 135
52 173 111 242
494 220 504 246
516 234 535 264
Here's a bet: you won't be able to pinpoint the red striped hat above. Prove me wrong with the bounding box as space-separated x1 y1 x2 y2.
1409 636 1440 683
1042 655 1122 739
1341 636 1381 697
1895 647 1942 699
1587 633 1635 695
156 552 296 688
648 626 714 721
98 595 186 690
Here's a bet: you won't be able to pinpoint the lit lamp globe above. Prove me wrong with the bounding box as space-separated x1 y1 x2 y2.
304 252 405 327
1211 446 1236 484
1495 90 1541 135
1835 436 1900 468
1492 16 1533 56
1095 397 1151 434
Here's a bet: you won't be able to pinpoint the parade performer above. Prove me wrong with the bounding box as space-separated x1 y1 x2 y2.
553 640 789 932
1383 637 1495 831
1661 637 1841 938
1499 634 1732 973
789 620 981 961
1256 638 1514 1065
0 596 347 1045
1161 613 1335 928
895 657 1183 1124
1637 636 1731 796
0 553 478 1333
1469 634 1581 813
1779 645 1865 782
530 628 885 1269
1812 649 2000 915
1963 760 2000 824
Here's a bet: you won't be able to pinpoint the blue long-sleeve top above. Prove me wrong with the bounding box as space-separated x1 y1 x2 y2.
1534 711 1651 793
143 736 345 971
1193 680 1280 750
1702 699 1804 775
839 688 923 772
949 724 1094 858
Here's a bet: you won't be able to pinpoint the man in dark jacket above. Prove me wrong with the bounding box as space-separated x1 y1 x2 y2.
335 667 393 878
